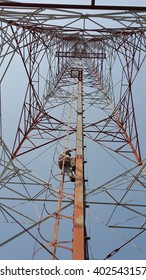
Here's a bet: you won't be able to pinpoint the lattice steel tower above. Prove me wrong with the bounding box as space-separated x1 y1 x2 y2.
1 1 146 260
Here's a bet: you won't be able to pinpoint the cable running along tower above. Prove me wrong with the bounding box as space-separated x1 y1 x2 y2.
1 1 146 260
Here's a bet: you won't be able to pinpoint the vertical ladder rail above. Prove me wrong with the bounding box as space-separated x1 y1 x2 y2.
50 172 65 259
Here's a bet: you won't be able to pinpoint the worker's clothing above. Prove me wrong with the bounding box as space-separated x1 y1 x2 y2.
58 150 75 182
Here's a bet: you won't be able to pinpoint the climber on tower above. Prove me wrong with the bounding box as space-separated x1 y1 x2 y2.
58 149 76 182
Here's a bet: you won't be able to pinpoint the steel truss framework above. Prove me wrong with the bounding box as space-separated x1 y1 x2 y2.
1 1 146 259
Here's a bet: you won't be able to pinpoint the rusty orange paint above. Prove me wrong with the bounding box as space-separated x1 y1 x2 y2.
72 69 85 260
72 156 84 259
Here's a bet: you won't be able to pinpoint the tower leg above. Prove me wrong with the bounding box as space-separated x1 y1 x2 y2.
72 69 85 260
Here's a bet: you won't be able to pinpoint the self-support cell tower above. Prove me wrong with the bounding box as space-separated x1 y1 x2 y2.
1 1 146 260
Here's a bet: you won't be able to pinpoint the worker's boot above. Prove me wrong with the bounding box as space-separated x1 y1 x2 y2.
70 176 75 182
72 165 76 172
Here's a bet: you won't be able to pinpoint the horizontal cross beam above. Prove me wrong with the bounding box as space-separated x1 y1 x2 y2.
56 51 106 59
0 2 146 11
